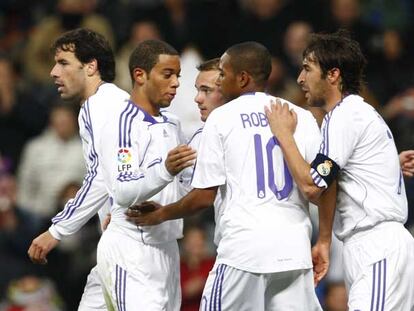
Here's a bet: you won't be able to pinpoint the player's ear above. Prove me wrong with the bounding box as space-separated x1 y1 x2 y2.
238 71 250 88
132 68 147 85
86 59 98 76
327 68 341 85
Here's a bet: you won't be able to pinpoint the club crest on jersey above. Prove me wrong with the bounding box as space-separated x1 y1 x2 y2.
118 148 132 171
317 160 333 176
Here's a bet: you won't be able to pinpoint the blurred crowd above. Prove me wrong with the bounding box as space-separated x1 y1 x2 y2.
1 0 413 310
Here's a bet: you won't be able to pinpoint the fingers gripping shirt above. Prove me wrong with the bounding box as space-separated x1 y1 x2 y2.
191 92 322 273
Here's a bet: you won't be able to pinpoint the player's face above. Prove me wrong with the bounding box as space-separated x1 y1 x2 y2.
145 54 180 109
194 70 225 122
216 53 240 102
297 54 329 108
50 48 87 101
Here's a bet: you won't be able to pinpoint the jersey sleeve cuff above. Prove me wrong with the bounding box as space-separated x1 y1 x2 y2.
310 168 328 189
48 225 62 241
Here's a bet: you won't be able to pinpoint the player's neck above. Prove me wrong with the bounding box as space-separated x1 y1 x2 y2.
130 93 160 116
323 89 342 113
82 77 105 103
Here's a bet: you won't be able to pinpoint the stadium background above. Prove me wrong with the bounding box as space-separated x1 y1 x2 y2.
0 0 413 310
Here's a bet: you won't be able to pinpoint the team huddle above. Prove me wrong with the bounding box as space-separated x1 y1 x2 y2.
27 28 414 310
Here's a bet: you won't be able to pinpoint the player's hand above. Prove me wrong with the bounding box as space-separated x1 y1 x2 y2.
102 213 111 231
400 150 414 178
166 144 197 176
264 98 297 139
311 240 330 287
126 201 164 226
27 231 59 265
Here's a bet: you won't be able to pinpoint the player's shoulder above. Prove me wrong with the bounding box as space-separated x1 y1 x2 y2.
159 109 181 127
89 83 130 104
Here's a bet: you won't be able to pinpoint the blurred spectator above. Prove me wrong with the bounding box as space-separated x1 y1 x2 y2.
23 0 115 86
368 29 414 105
0 275 63 311
282 21 312 79
234 0 297 55
323 0 382 67
361 0 412 31
0 171 43 298
17 104 85 222
323 281 348 311
0 55 48 172
266 56 305 107
180 226 215 311
115 18 162 92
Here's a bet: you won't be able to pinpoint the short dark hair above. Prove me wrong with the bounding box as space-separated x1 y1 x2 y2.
51 28 115 82
197 58 220 72
128 39 178 82
303 29 367 95
225 42 271 87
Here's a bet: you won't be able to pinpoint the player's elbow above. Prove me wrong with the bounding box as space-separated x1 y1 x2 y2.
302 184 322 204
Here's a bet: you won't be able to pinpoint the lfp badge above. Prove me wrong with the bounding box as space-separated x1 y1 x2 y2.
118 148 132 171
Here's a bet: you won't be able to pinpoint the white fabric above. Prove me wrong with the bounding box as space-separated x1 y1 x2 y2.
78 266 107 311
98 103 184 244
97 229 180 311
200 263 322 311
343 222 414 310
312 95 408 241
179 127 225 246
49 83 130 239
191 92 321 273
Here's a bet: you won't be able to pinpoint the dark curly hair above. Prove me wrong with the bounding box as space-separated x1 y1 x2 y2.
303 29 367 95
51 28 115 82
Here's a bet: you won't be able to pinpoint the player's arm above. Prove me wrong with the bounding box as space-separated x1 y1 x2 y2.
28 168 109 264
265 100 326 202
108 119 196 207
311 182 337 286
126 187 217 226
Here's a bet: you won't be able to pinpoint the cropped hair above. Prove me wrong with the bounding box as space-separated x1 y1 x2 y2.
197 58 220 72
128 39 178 82
225 42 271 87
51 28 115 82
303 29 367 95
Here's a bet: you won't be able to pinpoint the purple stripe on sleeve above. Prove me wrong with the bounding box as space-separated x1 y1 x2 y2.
381 259 386 311
376 260 382 310
127 107 139 148
370 262 376 311
122 104 136 148
52 100 99 223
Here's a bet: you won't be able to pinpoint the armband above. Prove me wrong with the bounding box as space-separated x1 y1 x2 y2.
310 153 340 187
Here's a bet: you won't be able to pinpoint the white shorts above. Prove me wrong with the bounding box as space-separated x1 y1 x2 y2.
343 222 414 310
96 229 181 311
200 264 321 311
78 266 106 311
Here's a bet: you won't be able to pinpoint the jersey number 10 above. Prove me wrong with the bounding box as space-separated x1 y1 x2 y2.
254 134 293 200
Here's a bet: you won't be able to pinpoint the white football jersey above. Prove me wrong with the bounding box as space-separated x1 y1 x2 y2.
99 101 185 244
311 95 407 241
50 83 130 239
179 127 226 246
191 92 321 273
